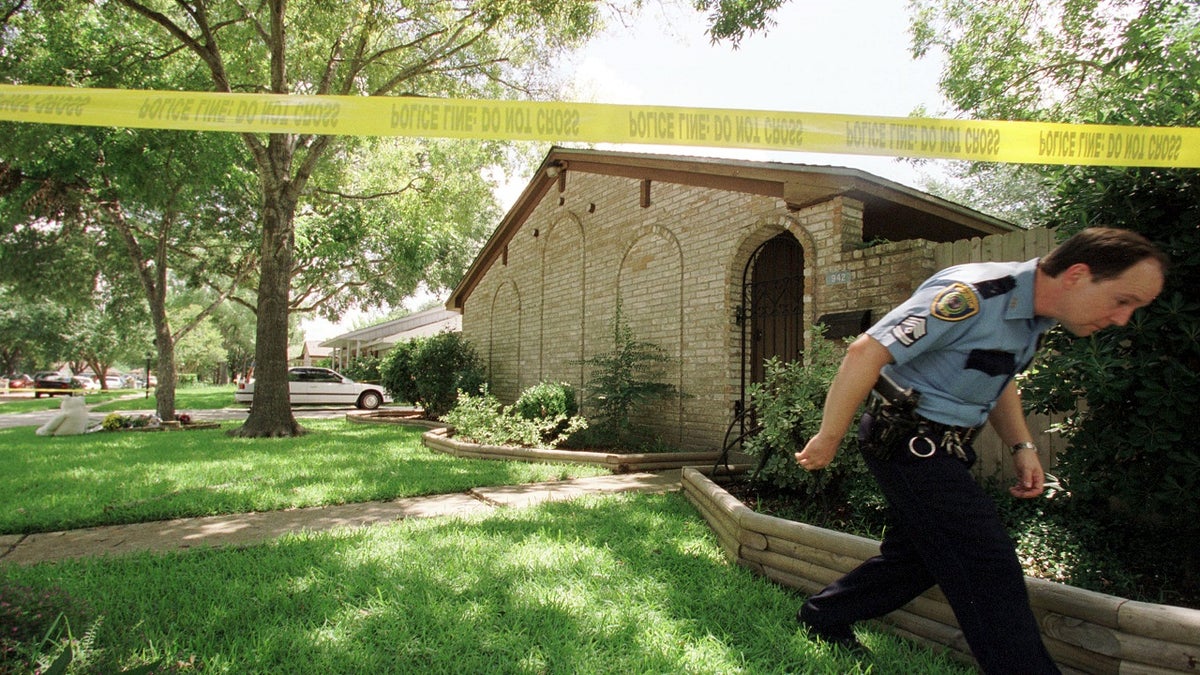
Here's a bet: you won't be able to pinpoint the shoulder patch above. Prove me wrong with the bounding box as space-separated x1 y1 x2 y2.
891 315 927 347
930 283 979 321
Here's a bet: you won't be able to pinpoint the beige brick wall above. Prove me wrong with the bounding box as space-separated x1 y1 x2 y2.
462 172 935 451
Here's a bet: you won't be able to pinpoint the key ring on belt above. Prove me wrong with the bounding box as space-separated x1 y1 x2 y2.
908 435 937 458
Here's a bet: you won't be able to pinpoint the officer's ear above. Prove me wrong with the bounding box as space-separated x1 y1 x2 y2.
1061 263 1092 288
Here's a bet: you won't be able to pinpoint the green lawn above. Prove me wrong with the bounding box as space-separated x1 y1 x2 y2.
0 419 608 534
0 389 134 414
0 492 970 674
0 384 236 415
0 413 971 674
88 384 237 412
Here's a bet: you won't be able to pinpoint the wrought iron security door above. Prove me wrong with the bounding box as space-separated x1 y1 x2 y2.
724 233 805 462
746 233 805 387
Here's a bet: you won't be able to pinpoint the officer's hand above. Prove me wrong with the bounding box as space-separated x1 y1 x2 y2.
1009 448 1045 499
795 434 838 471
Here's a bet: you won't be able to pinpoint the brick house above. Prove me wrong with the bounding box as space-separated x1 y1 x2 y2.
447 147 1021 452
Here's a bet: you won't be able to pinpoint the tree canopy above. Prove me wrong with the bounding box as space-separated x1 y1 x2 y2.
2 0 793 436
94 0 613 437
0 2 262 418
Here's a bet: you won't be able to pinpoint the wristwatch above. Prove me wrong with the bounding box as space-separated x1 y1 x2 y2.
1010 441 1038 455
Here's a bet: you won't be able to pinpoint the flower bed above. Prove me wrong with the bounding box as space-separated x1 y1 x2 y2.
421 427 722 473
100 413 220 432
345 409 445 429
681 467 1200 674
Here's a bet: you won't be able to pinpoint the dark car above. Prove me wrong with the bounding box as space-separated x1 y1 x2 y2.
33 372 77 398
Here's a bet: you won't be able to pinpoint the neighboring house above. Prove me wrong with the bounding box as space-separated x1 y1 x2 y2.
289 341 334 367
321 308 461 370
448 147 1051 453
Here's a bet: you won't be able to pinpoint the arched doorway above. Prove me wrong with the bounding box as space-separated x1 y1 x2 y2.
738 232 805 420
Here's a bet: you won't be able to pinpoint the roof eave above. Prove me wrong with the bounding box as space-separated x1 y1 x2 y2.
446 147 1018 311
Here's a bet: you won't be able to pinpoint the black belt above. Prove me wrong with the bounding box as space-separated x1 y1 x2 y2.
864 380 981 461
910 417 981 460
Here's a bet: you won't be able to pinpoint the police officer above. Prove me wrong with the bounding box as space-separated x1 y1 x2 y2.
793 228 1168 674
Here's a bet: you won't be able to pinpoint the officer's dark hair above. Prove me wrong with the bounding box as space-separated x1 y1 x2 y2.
1039 227 1169 281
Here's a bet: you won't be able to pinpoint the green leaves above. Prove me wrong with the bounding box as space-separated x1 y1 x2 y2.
742 325 867 500
692 0 787 46
575 301 678 448
380 331 486 419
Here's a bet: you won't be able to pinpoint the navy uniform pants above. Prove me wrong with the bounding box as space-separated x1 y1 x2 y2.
800 414 1060 674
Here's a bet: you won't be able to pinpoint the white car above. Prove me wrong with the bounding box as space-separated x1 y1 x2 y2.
235 367 387 410
105 376 126 389
71 374 100 391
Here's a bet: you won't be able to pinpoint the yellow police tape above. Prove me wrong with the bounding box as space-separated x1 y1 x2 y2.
2 84 1198 168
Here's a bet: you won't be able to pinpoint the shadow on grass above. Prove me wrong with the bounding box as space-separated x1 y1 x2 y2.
0 494 971 674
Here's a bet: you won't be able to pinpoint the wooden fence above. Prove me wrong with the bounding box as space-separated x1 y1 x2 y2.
933 226 1057 270
931 227 1067 478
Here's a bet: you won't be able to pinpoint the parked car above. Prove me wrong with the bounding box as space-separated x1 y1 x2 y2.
235 367 387 410
33 372 76 398
4 373 33 389
104 376 126 389
72 375 100 391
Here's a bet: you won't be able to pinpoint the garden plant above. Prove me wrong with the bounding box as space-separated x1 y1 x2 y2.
442 382 587 449
379 332 486 418
571 301 680 449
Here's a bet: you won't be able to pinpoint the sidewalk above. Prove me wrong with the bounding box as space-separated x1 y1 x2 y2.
0 471 682 566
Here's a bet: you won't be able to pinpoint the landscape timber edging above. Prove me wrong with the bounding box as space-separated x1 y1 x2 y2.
680 466 1200 675
421 427 723 473
345 410 446 429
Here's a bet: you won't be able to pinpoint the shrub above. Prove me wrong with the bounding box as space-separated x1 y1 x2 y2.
442 385 587 449
341 355 382 383
513 381 578 420
575 301 678 447
413 332 486 419
379 339 422 405
399 332 485 419
1022 166 1200 589
742 325 875 510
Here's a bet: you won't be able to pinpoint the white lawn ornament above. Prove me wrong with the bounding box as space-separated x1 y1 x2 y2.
36 396 90 436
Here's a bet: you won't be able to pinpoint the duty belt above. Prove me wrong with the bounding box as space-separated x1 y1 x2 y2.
911 418 981 461
864 376 981 461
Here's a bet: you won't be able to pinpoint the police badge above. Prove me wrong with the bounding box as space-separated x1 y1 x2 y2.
930 282 979 321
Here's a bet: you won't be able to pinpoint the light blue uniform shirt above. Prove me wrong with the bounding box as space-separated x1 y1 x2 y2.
867 259 1058 428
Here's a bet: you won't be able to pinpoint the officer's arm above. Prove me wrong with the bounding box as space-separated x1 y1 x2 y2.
795 334 893 471
989 381 1046 499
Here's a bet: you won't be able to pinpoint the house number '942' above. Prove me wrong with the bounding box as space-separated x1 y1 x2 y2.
825 270 852 285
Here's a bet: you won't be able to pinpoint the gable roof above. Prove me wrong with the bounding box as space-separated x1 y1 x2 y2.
319 307 461 352
448 147 1018 310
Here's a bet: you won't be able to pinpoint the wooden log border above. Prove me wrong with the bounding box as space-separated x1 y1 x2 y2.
421 427 723 473
681 467 1200 674
345 410 447 429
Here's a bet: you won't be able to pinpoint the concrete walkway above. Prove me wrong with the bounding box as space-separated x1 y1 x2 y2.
0 471 682 566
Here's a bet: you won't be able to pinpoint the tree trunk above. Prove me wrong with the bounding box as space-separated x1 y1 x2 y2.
153 327 177 421
229 175 304 438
